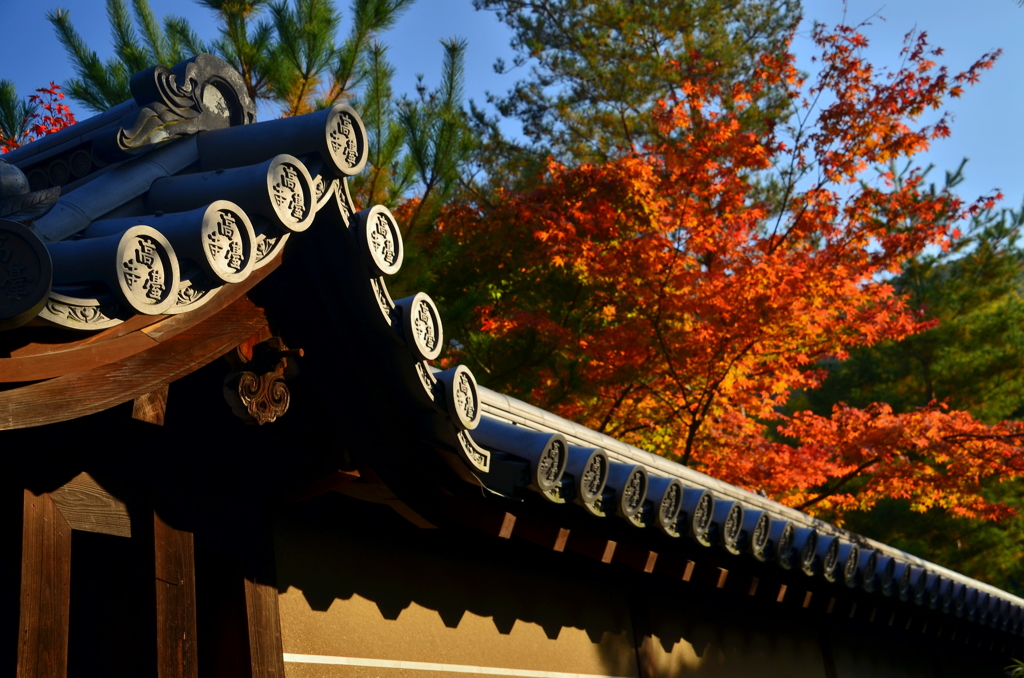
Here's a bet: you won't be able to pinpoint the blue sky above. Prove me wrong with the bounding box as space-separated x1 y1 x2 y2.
3 0 1022 211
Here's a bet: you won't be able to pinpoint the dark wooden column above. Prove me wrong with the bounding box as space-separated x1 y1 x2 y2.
140 510 198 678
243 577 285 678
15 490 71 678
195 537 285 678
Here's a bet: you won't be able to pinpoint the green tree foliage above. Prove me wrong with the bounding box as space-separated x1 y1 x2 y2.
800 171 1024 594
195 0 274 103
472 0 800 166
805 188 1024 423
356 38 476 298
843 484 1024 596
0 81 36 148
43 0 475 296
47 0 199 111
435 0 805 363
46 0 416 114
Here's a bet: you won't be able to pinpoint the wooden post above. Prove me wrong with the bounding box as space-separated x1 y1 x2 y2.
195 535 284 677
141 510 198 678
243 578 285 678
15 490 71 678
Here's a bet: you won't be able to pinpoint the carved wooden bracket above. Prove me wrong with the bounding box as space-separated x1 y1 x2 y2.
223 335 302 425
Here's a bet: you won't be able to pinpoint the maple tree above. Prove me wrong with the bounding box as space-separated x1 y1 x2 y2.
803 199 1024 593
806 194 1024 424
0 82 76 153
434 20 1024 522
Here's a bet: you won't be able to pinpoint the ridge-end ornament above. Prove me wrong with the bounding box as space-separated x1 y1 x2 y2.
531 435 568 498
84 200 257 286
821 536 842 584
198 202 257 283
146 155 315 234
796 527 819 577
266 156 316 232
96 53 256 162
613 465 648 526
879 556 898 598
115 227 180 315
749 512 772 561
775 522 796 570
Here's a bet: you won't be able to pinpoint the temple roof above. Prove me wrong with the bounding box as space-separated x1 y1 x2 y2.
1 53 1021 648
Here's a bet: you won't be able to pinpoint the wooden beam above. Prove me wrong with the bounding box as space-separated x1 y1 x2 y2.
0 295 270 430
611 542 658 573
49 473 131 538
16 490 71 678
564 531 617 564
333 470 436 529
432 496 518 536
1 257 280 383
132 385 170 426
649 553 691 581
507 516 569 553
276 469 360 506
682 561 695 582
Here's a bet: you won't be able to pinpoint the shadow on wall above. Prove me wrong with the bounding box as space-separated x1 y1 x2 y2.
271 494 840 678
274 495 639 676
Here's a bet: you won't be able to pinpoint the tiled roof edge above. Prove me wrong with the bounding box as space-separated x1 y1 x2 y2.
476 383 1024 608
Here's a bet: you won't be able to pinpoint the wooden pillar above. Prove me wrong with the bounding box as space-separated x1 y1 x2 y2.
194 533 284 678
15 490 71 678
142 510 198 678
243 578 285 678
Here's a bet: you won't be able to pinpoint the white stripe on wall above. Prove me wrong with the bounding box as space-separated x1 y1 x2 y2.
282 653 633 678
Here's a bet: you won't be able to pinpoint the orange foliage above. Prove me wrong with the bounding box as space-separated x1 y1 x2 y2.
438 22 1021 520
1 83 76 153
